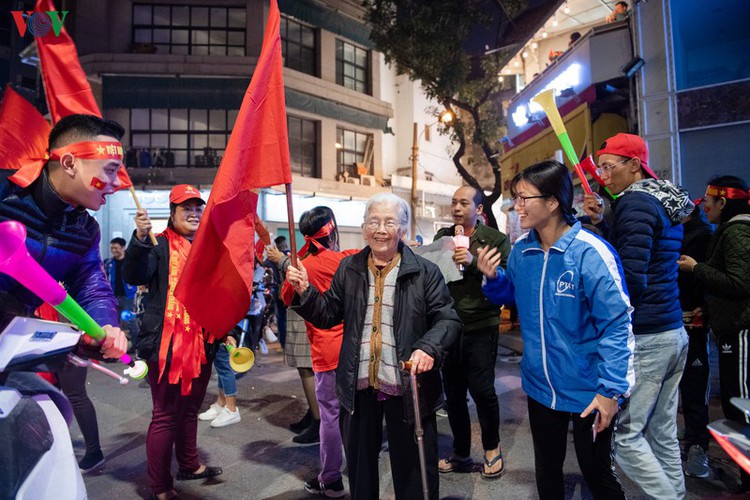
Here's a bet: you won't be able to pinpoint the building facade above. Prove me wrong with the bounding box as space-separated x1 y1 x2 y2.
1 0 462 251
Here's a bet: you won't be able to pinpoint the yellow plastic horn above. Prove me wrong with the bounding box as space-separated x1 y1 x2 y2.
227 345 255 373
531 89 593 194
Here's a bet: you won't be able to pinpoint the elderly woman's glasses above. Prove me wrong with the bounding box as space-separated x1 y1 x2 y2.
365 219 399 231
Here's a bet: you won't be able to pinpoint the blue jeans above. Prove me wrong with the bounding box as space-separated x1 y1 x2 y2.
615 327 688 499
214 346 237 397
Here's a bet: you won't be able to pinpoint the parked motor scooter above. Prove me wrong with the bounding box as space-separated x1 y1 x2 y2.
708 397 750 477
0 316 130 500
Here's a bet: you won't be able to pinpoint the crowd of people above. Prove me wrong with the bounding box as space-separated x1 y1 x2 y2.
1 113 750 500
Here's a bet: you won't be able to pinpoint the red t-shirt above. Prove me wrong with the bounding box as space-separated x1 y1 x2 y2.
282 248 359 372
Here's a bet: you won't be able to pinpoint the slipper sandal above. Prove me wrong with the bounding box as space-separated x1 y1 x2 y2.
176 465 223 481
438 455 473 473
480 451 504 479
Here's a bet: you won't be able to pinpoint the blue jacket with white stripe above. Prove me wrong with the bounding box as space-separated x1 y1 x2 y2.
482 222 634 413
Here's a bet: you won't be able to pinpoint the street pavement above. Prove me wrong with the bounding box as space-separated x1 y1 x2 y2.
77 331 746 499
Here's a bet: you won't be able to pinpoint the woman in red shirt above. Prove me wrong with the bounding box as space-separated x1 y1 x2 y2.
282 206 358 498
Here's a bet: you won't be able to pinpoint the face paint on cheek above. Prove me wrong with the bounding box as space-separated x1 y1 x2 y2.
90 176 107 190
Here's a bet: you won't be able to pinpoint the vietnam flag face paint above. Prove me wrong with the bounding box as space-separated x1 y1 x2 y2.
54 139 125 210
90 176 107 190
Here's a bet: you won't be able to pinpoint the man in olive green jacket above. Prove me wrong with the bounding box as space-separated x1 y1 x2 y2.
434 186 511 478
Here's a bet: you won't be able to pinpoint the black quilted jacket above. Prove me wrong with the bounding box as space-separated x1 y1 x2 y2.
694 215 750 335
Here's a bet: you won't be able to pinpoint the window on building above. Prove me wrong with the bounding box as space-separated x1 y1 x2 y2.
336 127 371 177
128 108 239 168
132 5 246 56
336 39 370 94
287 116 319 177
280 15 316 76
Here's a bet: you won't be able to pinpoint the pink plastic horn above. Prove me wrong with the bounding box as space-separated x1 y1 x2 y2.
0 219 67 305
0 220 148 379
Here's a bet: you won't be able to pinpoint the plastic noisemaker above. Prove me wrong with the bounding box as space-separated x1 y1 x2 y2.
531 89 593 195
0 220 148 379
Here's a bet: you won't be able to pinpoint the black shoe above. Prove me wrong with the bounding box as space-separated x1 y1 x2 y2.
78 450 105 473
289 408 312 434
292 419 320 444
176 465 222 481
304 476 345 498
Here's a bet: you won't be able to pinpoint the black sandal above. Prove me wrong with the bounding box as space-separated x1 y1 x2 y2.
438 455 473 473
480 449 504 479
176 465 222 481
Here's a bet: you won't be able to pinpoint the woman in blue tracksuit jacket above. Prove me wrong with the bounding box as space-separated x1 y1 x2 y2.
477 161 634 500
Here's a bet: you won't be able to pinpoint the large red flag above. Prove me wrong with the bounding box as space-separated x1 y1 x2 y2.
0 86 51 171
35 0 100 121
16 0 132 189
174 0 292 335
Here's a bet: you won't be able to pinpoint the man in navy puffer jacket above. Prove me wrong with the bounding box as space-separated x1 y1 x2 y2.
1 114 129 472
584 133 694 499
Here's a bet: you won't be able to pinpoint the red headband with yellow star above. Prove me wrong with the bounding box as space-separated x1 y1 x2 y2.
9 140 124 188
706 185 750 204
48 141 124 161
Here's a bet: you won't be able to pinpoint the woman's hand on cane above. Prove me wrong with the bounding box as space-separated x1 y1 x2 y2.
408 349 434 375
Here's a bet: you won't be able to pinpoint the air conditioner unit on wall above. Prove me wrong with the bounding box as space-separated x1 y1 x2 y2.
346 177 360 184
360 174 377 186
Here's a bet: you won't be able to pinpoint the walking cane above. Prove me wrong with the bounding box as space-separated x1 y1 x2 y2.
400 360 430 500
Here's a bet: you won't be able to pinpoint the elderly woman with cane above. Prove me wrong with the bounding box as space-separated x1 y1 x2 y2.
286 193 461 500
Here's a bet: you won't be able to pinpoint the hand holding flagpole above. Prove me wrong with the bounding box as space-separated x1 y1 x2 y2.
129 187 158 246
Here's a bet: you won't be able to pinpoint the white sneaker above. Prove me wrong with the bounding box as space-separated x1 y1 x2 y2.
259 339 269 355
263 326 278 343
210 407 241 428
198 403 223 421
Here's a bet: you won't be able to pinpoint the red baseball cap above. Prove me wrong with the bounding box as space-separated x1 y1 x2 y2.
597 133 658 179
169 184 204 205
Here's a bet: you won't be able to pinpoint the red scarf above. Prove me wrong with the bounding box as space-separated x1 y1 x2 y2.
159 228 214 395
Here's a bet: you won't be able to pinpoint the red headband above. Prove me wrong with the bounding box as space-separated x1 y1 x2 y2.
48 141 124 161
9 140 124 188
706 185 750 205
298 218 336 257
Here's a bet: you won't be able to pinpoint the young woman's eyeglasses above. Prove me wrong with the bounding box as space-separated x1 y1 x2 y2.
596 157 632 177
511 194 550 206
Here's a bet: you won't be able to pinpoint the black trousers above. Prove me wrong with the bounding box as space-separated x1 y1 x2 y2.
717 329 750 423
678 324 710 450
58 361 101 455
527 396 625 500
341 389 438 500
441 326 500 456
717 328 750 489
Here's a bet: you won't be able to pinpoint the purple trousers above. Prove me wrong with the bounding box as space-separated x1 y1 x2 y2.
315 370 343 483
146 360 212 494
